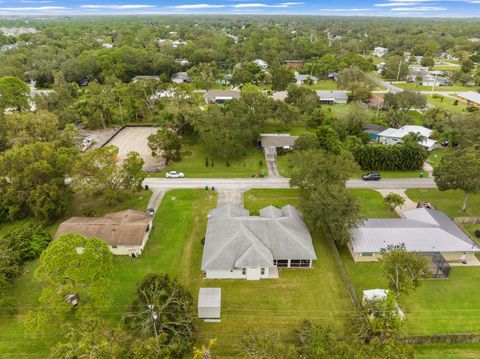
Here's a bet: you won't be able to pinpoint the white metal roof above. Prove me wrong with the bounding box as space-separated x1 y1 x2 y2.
363 289 388 301
198 288 221 308
458 92 480 105
351 208 480 254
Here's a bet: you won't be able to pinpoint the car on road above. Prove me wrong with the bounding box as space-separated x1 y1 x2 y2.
362 172 381 181
166 171 185 178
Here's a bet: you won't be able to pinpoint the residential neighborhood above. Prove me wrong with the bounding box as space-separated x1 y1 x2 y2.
1 11 480 359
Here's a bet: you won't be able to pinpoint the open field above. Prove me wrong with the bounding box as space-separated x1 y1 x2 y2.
152 142 266 178
406 189 480 218
395 82 479 92
427 95 468 113
104 126 165 172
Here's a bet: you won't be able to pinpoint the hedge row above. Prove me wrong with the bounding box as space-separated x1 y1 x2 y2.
352 143 427 171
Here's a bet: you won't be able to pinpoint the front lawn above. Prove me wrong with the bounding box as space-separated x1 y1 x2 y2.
153 143 266 178
427 95 468 113
427 147 455 169
277 152 424 179
304 80 338 90
395 82 479 92
406 189 480 218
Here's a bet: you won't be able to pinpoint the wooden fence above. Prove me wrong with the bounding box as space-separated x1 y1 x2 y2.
453 217 480 225
399 333 480 344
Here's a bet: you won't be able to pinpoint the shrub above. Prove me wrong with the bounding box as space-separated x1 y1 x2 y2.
352 143 427 171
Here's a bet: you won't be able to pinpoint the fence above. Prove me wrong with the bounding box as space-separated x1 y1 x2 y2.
399 333 480 344
453 217 480 225
327 240 362 311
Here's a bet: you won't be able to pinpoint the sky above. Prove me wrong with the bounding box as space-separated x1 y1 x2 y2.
0 0 480 17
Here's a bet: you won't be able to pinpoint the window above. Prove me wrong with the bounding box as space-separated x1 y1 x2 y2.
362 252 373 257
242 268 246 275
300 260 311 267
276 260 288 268
290 260 301 268
111 245 117 249
260 267 265 275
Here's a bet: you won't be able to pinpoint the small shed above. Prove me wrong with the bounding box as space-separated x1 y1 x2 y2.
198 288 221 321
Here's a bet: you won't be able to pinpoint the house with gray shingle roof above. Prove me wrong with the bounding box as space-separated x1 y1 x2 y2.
349 208 480 263
201 203 317 280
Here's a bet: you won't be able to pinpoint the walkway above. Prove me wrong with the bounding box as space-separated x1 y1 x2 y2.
264 146 281 178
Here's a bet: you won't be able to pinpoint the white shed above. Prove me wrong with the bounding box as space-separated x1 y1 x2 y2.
198 288 221 321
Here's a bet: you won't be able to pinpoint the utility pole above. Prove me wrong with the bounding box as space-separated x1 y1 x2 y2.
431 72 438 94
396 60 403 82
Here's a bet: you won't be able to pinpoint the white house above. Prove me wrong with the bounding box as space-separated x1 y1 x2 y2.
295 72 318 85
316 90 348 104
55 210 153 256
204 90 241 104
253 59 268 70
373 47 388 58
349 208 480 263
201 204 317 280
377 125 437 151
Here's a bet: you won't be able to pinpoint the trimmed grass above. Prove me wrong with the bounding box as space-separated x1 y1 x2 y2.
415 344 480 358
341 245 480 335
153 143 266 178
427 147 455 169
395 82 479 92
277 152 424 179
427 95 468 113
304 80 338 90
406 189 480 218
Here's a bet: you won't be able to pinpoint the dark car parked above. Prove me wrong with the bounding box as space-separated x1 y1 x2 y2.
362 172 381 181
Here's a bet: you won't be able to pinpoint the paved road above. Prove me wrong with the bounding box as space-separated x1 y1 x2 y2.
264 147 281 178
143 177 436 191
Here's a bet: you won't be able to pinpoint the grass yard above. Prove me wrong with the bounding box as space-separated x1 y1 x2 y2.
427 147 455 169
277 152 424 179
395 82 479 92
406 189 480 218
415 344 480 358
340 246 480 335
427 95 468 113
153 143 266 178
304 80 338 90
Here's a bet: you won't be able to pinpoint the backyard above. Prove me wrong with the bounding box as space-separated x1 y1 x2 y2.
427 95 468 113
395 82 479 92
153 142 266 178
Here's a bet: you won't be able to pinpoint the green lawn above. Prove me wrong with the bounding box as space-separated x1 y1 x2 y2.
395 82 479 92
304 80 338 90
277 152 424 179
415 344 480 358
406 189 480 218
153 143 266 178
427 95 468 113
432 65 461 71
341 245 480 335
427 147 455 169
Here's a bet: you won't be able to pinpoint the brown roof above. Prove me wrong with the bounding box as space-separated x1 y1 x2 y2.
55 210 152 246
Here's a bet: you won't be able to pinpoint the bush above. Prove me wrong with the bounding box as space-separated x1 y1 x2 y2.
475 230 480 238
0 297 18 316
352 143 427 171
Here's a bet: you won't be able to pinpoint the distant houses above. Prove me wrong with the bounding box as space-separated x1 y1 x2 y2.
377 125 437 151
295 72 318 85
201 204 317 280
55 210 153 256
284 60 304 70
204 89 241 104
316 90 348 104
373 47 388 58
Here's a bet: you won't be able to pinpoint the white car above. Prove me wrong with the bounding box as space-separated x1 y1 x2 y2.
166 171 185 178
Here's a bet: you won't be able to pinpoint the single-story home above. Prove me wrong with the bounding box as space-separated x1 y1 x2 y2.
373 47 388 57
349 208 480 263
316 90 348 104
457 92 480 107
201 204 317 280
55 209 153 256
171 72 190 84
260 134 298 150
253 59 268 70
204 90 241 104
363 124 386 141
295 72 318 85
284 60 304 70
422 75 451 87
377 125 437 151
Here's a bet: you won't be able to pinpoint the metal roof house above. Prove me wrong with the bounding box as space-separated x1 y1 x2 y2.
201 204 317 280
295 73 318 85
349 208 480 263
171 72 190 84
377 125 437 151
458 92 480 107
260 134 298 149
55 210 153 256
204 90 241 104
316 90 348 104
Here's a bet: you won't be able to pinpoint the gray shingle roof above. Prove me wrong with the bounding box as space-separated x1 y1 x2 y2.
201 204 317 271
351 208 480 253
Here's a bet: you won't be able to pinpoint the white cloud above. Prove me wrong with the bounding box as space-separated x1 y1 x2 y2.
281 2 305 5
232 3 288 7
168 3 225 8
0 6 66 11
318 8 372 11
80 4 155 9
390 6 447 10
374 2 418 6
